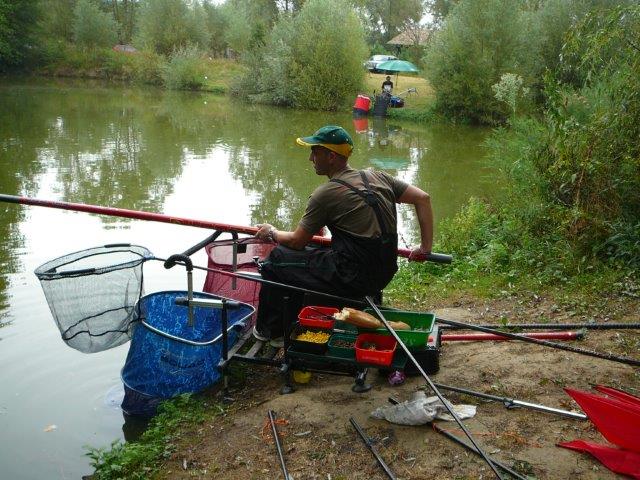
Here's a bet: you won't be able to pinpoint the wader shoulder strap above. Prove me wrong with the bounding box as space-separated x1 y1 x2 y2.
330 171 389 235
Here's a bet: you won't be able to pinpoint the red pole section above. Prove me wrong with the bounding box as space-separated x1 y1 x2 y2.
441 331 584 342
0 194 452 263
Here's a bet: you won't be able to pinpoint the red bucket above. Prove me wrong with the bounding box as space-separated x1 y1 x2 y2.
353 94 371 111
355 333 397 367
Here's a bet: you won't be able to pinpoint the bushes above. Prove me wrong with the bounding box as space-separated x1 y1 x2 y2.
439 4 640 286
161 46 207 90
128 51 164 85
0 0 41 68
238 0 368 111
423 0 629 124
424 0 528 124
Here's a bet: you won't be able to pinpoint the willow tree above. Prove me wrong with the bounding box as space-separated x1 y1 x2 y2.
241 0 368 111
424 0 527 123
135 0 208 55
73 0 118 49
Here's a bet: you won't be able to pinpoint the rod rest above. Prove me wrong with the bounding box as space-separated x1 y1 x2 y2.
164 253 193 271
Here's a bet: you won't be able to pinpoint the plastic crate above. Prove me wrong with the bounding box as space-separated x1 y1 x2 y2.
290 324 330 355
355 333 397 367
363 309 436 348
298 306 338 330
327 333 357 360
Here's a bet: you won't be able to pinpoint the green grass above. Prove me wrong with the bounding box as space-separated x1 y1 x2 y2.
362 71 437 122
29 42 246 93
200 58 247 94
363 71 433 108
86 394 225 480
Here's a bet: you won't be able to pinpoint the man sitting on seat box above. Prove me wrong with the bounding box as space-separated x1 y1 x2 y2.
382 76 394 94
253 125 433 346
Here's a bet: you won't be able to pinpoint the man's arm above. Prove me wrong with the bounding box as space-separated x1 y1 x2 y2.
397 185 433 261
255 224 314 250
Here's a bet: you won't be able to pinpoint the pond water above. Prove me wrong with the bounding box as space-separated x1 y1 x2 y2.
0 79 492 479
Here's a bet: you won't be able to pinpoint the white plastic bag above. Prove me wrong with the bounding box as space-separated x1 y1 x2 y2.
371 390 477 425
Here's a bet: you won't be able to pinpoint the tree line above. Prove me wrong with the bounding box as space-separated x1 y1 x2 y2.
1 0 637 279
0 0 424 68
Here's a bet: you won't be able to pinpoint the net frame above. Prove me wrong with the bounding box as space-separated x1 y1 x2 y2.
34 244 153 353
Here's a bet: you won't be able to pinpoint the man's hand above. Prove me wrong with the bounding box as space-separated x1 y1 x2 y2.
255 223 275 242
408 246 431 262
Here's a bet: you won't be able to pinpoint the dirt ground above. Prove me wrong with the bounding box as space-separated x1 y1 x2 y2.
156 294 640 480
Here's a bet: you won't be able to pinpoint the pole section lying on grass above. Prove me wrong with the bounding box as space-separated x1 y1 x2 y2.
431 423 530 480
349 417 397 480
435 316 640 367
432 383 587 420
267 410 291 480
440 330 585 342
0 194 452 263
366 297 504 480
439 322 640 331
387 397 529 480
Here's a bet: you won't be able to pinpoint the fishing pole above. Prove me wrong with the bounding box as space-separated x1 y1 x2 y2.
435 316 640 367
174 259 371 307
0 193 452 263
366 297 504 480
166 258 639 367
267 410 291 480
349 417 397 480
440 331 585 342
386 397 529 480
439 322 640 331
432 384 587 420
431 424 529 480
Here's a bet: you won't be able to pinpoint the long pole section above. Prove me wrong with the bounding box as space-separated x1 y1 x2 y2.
349 417 397 480
365 297 504 480
435 316 640 367
433 383 587 420
439 323 640 331
267 410 290 480
0 194 451 263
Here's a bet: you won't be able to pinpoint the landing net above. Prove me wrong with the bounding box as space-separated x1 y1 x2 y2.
34 244 153 353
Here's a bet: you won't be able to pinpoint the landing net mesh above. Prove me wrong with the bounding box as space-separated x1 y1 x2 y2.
34 244 153 353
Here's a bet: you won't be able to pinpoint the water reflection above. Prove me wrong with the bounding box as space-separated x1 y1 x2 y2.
0 80 491 316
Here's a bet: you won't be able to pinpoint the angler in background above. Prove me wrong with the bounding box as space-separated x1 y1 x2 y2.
382 75 394 94
253 125 433 346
